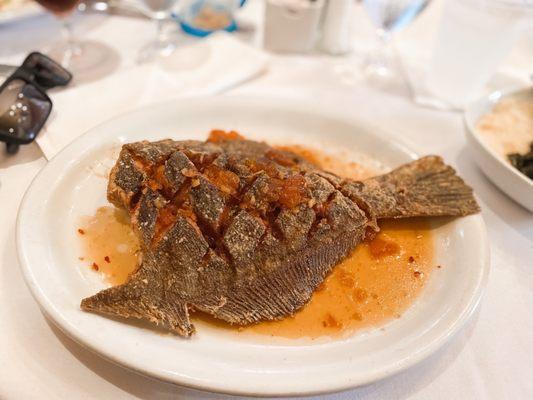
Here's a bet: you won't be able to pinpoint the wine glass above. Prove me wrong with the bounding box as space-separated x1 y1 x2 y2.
137 0 179 63
34 0 109 77
362 0 430 81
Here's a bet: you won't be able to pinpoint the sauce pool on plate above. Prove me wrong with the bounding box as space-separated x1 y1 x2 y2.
78 207 139 286
78 145 435 339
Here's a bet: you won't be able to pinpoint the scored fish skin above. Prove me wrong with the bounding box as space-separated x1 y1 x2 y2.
81 131 480 336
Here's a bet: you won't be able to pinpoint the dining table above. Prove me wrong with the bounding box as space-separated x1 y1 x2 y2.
0 0 532 399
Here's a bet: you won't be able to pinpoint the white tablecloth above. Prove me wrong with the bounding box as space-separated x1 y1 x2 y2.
1 1 532 399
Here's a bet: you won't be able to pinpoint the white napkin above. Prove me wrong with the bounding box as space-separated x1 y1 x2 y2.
402 58 531 112
36 32 268 159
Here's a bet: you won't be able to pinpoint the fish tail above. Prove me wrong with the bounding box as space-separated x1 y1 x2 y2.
81 281 194 337
350 156 480 218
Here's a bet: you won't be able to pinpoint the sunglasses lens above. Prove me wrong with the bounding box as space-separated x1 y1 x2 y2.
23 52 72 89
0 79 52 144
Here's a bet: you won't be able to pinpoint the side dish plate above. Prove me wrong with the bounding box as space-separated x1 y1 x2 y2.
464 88 533 212
17 96 489 396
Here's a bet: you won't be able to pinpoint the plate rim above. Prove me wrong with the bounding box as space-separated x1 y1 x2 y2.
17 95 491 396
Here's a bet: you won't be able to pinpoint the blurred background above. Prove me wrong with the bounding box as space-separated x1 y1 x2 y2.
1 2 532 400
1 0 531 106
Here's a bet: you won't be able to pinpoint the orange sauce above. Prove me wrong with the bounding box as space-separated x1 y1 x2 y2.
78 144 435 339
78 207 140 285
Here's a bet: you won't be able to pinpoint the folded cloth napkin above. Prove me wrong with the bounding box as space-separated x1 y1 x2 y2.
36 32 268 160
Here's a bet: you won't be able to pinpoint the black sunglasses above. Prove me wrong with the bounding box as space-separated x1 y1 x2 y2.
0 52 72 154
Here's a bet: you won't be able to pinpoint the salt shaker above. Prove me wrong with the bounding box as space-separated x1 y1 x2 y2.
320 0 354 55
264 0 325 53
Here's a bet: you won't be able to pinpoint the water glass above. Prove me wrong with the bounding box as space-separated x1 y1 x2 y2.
362 0 431 79
426 0 525 105
138 0 179 63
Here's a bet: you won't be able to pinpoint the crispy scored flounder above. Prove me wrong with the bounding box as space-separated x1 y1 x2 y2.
81 131 480 336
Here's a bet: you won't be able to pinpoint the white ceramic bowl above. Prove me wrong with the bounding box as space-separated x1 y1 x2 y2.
464 88 533 212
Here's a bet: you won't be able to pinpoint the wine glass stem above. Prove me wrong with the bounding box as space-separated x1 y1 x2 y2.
363 27 395 78
61 18 81 67
377 28 391 50
376 28 393 67
156 19 166 43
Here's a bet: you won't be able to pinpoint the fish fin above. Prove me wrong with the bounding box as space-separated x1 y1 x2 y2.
350 156 480 218
81 281 194 337
212 232 363 325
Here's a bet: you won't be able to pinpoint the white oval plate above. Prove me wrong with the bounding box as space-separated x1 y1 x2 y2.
17 96 489 397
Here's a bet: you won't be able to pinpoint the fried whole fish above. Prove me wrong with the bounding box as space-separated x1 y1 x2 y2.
81 131 480 336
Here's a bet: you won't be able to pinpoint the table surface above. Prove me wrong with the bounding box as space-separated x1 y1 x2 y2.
1 1 532 399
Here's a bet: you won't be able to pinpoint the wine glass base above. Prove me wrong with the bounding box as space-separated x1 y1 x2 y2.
362 60 402 91
364 62 393 79
46 40 119 84
137 40 176 64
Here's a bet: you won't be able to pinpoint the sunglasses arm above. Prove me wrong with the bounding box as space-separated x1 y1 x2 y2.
5 142 20 155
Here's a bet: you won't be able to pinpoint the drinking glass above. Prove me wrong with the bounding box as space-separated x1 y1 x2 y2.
34 0 106 75
362 0 430 80
426 0 524 107
137 0 179 63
